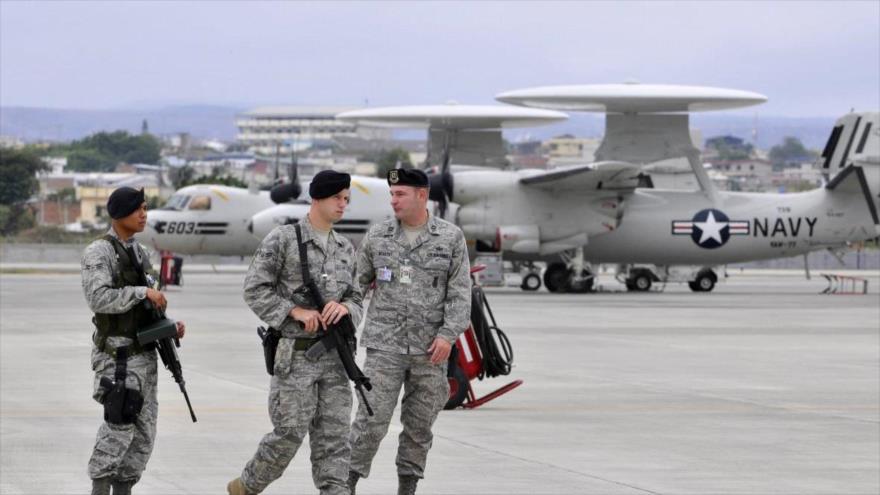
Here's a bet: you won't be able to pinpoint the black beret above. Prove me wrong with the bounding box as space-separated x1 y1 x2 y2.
107 187 145 219
309 170 351 199
387 168 428 188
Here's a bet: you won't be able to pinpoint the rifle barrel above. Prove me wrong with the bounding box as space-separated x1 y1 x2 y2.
180 385 197 422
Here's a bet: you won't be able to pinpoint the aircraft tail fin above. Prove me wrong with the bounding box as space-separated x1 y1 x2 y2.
820 112 878 172
821 112 879 225
826 165 880 235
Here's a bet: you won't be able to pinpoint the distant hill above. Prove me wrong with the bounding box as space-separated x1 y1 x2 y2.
0 105 243 142
2 105 838 150
505 113 838 150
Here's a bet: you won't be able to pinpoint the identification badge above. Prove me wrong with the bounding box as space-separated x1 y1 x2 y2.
400 265 413 285
378 266 393 282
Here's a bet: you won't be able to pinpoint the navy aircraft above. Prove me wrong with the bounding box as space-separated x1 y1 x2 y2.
141 88 877 295
341 86 878 293
142 184 275 256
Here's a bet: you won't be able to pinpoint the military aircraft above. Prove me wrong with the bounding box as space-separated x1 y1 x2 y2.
142 184 276 256
340 84 878 293
143 87 878 297
141 152 307 257
467 85 879 292
141 175 379 257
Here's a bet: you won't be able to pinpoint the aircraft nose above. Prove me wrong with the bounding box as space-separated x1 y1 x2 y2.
142 216 160 246
251 211 274 239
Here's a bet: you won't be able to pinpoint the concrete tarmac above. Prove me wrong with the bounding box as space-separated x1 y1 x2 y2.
1 271 878 495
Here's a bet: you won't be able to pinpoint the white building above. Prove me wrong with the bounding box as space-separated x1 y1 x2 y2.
236 106 391 155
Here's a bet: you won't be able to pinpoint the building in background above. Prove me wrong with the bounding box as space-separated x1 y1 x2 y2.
35 172 159 227
235 106 391 156
544 135 600 163
76 174 159 223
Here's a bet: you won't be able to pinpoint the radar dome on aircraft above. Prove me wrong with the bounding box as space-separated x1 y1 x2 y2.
336 104 568 129
339 104 569 217
495 83 767 113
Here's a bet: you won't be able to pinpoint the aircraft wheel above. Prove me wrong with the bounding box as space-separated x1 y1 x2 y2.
521 272 542 291
543 263 569 293
692 270 717 292
566 269 594 293
628 271 653 292
445 364 469 410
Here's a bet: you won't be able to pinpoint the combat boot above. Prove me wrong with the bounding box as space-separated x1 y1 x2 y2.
397 475 419 495
91 478 111 495
227 477 254 495
347 471 361 495
111 481 133 495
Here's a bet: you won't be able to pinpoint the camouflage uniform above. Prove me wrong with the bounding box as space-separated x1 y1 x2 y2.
82 228 158 485
349 214 471 480
239 216 363 495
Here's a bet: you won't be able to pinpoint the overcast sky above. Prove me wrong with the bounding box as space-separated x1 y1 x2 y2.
1 1 878 116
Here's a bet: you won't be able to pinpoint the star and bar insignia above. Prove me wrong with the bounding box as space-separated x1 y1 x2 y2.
672 208 749 249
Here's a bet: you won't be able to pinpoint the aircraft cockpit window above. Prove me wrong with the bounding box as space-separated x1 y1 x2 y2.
188 195 212 211
160 194 190 211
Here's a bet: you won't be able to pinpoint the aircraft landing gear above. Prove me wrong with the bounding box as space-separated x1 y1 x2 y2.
544 248 594 293
626 269 654 292
688 268 717 292
521 272 542 291
566 269 594 293
543 262 569 293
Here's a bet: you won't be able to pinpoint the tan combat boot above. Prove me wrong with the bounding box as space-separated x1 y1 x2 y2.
227 477 253 495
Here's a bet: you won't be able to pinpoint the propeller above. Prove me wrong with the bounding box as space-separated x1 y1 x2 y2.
269 142 302 204
427 131 454 218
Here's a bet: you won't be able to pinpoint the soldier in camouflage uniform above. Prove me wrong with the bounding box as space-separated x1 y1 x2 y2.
228 170 364 495
348 168 471 495
82 187 186 495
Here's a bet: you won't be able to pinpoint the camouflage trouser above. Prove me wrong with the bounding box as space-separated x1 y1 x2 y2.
88 346 159 483
241 338 353 495
349 349 449 479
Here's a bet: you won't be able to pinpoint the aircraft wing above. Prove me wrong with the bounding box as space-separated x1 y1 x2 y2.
519 161 645 192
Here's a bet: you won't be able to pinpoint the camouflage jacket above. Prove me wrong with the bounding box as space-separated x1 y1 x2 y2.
243 215 363 339
356 213 471 354
81 228 154 350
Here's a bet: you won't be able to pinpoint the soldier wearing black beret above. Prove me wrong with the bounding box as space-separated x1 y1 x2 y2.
227 169 364 495
348 168 471 494
387 168 429 188
81 187 186 494
310 170 352 199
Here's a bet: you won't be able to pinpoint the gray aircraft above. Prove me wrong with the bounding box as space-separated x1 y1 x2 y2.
342 84 878 293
